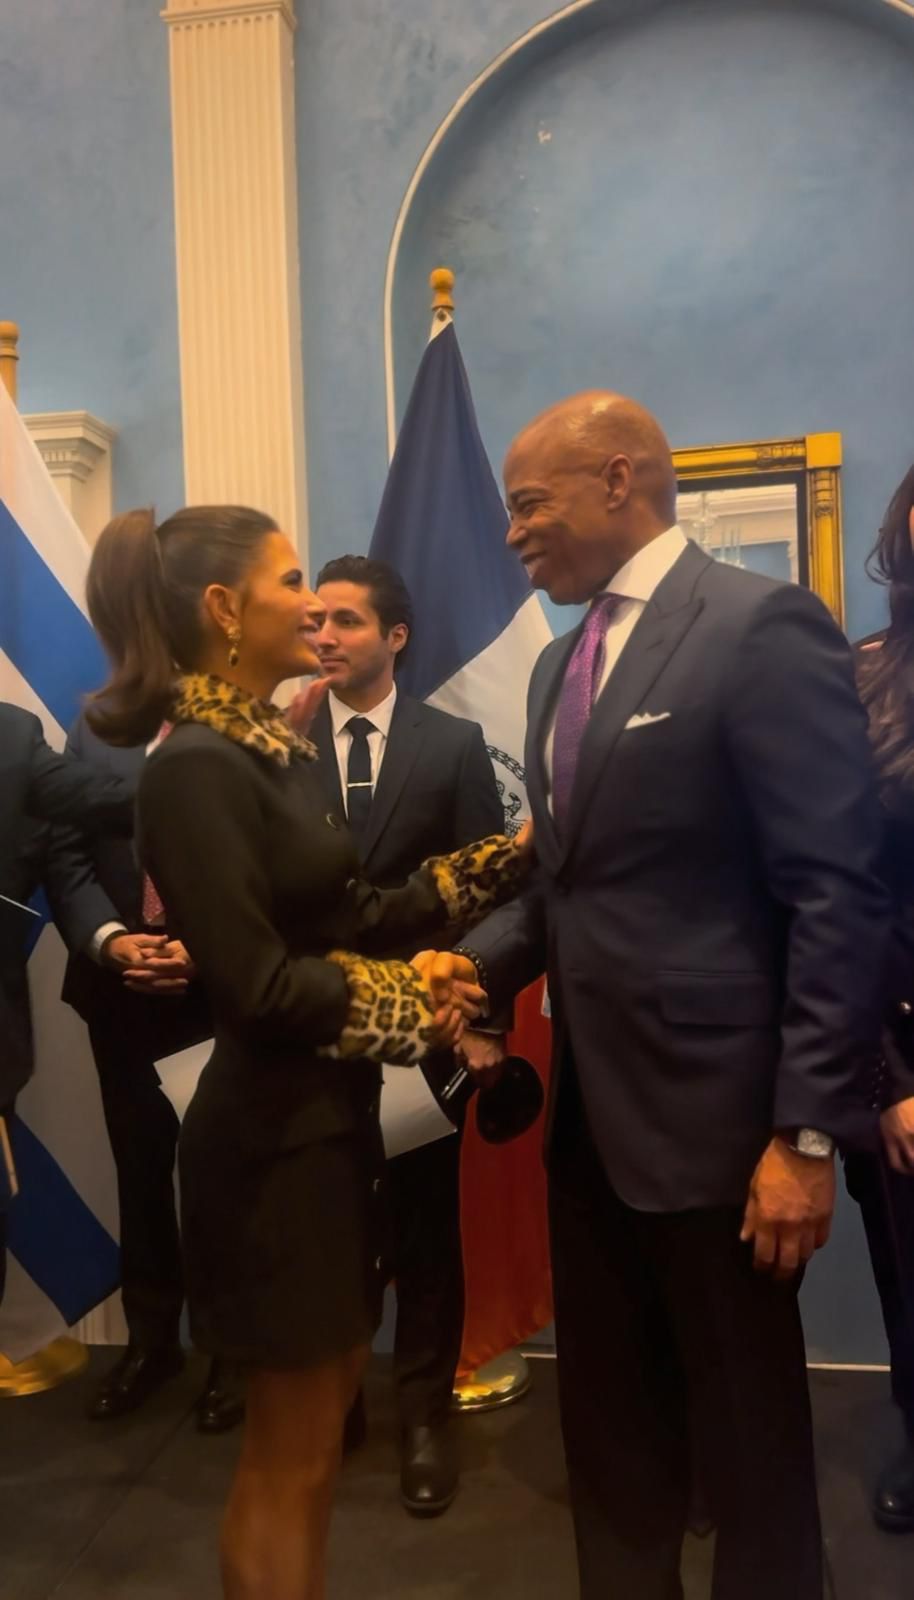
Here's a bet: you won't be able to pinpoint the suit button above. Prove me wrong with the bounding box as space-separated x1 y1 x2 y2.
372 1178 382 1194
374 1256 383 1272
326 812 341 830
345 877 358 891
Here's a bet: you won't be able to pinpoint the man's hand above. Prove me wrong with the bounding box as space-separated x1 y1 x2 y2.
102 932 168 972
881 1097 914 1176
123 939 196 996
740 1135 835 1279
411 951 487 1051
287 677 331 736
458 1030 507 1089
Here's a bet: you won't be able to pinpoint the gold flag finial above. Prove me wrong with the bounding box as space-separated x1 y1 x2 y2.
0 321 20 402
429 268 455 329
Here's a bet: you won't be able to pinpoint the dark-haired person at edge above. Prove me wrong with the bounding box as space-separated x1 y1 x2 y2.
852 462 914 1534
458 391 887 1600
0 705 134 1311
44 518 244 1433
81 503 528 1600
309 555 507 1516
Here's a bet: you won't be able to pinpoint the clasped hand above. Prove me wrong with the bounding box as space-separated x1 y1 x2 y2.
410 950 487 1051
104 932 196 995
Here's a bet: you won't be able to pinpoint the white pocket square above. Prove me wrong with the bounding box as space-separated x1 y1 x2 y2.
624 711 671 730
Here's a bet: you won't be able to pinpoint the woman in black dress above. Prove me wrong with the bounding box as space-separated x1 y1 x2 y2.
84 505 527 1598
853 463 914 1532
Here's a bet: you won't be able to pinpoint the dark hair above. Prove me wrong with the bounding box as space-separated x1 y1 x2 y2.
84 504 278 745
858 462 914 810
315 554 413 667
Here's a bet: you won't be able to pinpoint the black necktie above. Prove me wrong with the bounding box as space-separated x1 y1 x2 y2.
345 717 375 845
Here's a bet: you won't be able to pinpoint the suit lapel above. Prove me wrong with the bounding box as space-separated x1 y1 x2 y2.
310 702 344 818
360 695 424 869
527 628 581 865
560 541 709 863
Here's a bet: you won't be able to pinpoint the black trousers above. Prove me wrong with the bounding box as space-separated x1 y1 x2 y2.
87 987 208 1349
388 1127 464 1428
549 1115 823 1600
845 1151 914 1432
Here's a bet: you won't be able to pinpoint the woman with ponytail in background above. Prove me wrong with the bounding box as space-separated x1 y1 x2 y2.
852 464 914 1534
84 505 528 1600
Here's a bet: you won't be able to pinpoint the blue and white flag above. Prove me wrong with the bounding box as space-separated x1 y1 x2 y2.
371 319 551 829
0 378 121 1361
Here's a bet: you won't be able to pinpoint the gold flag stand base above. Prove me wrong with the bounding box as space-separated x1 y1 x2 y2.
0 1337 88 1397
452 1349 532 1413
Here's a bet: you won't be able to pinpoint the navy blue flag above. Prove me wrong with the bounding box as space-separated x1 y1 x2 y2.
370 321 534 703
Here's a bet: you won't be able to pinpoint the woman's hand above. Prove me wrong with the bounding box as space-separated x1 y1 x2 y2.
411 950 487 1049
516 818 534 857
881 1097 914 1175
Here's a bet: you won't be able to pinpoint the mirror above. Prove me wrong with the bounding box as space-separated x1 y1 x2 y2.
673 434 844 622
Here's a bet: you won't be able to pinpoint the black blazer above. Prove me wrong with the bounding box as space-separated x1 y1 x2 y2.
310 691 505 912
855 632 914 1109
44 715 211 1050
136 723 449 1155
468 541 889 1210
45 716 146 1022
0 704 133 1105
312 692 507 1102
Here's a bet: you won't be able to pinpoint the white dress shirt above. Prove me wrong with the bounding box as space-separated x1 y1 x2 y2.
545 524 688 802
328 682 398 816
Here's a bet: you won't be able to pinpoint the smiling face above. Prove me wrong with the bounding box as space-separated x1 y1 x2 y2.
504 393 679 606
504 434 621 606
202 530 322 694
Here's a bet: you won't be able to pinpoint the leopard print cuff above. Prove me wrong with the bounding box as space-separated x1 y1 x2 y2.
319 951 435 1067
423 833 529 929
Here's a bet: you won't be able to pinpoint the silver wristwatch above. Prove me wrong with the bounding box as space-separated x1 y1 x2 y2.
786 1128 835 1160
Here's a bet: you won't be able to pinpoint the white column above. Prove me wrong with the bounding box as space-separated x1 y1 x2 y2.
25 411 116 544
162 0 308 561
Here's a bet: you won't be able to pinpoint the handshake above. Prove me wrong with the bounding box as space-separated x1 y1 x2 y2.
409 949 499 1069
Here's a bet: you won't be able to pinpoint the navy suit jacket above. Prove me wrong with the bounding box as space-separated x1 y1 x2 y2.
467 541 889 1210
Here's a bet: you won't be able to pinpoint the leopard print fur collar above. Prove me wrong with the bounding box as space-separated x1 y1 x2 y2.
172 673 317 768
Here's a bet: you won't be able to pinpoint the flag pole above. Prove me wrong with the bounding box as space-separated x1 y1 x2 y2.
433 269 534 1415
0 319 89 1398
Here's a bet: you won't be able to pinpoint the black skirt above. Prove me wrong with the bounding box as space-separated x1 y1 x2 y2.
178 1063 390 1369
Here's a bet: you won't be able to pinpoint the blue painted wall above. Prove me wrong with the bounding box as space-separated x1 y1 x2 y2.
0 0 183 517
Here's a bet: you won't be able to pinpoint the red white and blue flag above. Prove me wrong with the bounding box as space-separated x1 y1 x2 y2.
370 315 554 1371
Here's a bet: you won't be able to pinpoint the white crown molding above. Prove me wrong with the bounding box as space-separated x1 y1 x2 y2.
24 409 116 543
25 410 115 483
163 0 308 559
162 0 295 30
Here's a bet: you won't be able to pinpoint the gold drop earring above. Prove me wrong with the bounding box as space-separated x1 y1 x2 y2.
227 625 241 669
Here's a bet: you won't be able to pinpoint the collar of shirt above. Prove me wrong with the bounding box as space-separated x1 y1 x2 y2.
328 682 398 742
602 523 688 606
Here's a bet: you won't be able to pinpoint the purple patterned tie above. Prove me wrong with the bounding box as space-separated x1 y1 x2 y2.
552 593 622 831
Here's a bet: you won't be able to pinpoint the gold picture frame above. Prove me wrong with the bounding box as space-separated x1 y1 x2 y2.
673 433 844 623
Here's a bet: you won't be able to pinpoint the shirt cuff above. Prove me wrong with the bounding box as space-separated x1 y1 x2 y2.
87 921 128 963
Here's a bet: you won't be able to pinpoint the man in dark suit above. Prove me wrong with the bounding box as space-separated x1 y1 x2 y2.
0 701 133 1307
310 555 506 1516
459 393 888 1599
45 715 243 1432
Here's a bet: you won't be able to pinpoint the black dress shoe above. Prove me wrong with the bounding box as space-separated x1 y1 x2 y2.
874 1440 914 1532
88 1343 184 1421
343 1388 367 1455
196 1360 244 1435
399 1423 459 1517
